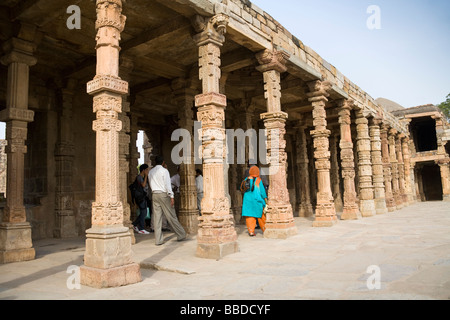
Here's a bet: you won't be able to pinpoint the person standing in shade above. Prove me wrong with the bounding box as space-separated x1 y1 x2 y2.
195 169 204 215
132 164 151 235
241 166 268 237
149 156 186 245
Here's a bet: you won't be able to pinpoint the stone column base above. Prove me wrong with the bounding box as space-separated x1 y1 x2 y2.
374 199 388 215
360 200 376 217
81 226 142 288
54 215 78 238
264 205 298 239
298 204 314 218
196 241 239 260
313 216 338 227
443 195 450 202
341 206 362 220
313 202 338 227
80 263 141 289
264 227 298 239
0 223 35 264
179 209 199 235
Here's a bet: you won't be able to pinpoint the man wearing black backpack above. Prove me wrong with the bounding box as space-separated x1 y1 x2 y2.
132 164 151 235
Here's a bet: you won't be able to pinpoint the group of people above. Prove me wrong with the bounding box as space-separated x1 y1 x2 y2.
132 157 269 245
131 156 186 246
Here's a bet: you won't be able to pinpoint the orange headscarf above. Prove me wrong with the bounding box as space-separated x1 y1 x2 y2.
249 166 262 187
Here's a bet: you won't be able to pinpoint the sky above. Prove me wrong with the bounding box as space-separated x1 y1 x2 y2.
251 0 450 108
1 0 449 140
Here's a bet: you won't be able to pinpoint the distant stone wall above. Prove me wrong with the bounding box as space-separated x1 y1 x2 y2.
0 140 6 198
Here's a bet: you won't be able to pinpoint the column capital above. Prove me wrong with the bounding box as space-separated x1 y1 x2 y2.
255 49 290 73
192 14 229 47
1 38 37 67
306 80 332 102
95 0 126 33
436 158 450 166
337 99 354 110
0 108 34 123
260 111 288 122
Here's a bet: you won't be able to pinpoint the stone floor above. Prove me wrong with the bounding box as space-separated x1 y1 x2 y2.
0 201 449 300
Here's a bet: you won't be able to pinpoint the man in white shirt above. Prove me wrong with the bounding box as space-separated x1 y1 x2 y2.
149 156 186 245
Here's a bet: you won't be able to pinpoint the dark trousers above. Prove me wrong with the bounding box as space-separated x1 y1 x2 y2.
133 199 147 231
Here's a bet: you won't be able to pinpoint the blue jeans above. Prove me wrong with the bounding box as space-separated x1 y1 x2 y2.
133 199 147 231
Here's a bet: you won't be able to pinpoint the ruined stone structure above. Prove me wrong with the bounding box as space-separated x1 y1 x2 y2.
0 0 448 288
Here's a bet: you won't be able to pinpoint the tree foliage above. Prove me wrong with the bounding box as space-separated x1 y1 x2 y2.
438 94 450 120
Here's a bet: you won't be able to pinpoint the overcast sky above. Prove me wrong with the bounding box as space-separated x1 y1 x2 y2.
251 0 450 108
1 0 449 140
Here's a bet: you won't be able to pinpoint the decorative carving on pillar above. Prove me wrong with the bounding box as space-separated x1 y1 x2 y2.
258 49 297 238
369 118 388 215
389 128 402 209
355 109 376 217
337 100 361 220
0 32 37 264
306 80 337 227
381 124 396 211
193 14 238 260
80 0 141 288
396 134 407 205
401 135 414 204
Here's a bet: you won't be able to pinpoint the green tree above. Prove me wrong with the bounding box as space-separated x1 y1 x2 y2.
438 94 450 120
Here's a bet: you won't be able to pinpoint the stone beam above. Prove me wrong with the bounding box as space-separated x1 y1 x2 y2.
122 16 191 55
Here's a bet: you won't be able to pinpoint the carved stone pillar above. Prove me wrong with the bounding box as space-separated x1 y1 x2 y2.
257 49 297 238
330 130 343 212
355 109 376 217
193 14 238 259
337 100 361 220
436 159 450 201
80 0 141 288
389 129 402 209
54 80 77 238
295 125 313 217
0 36 37 264
307 80 337 227
173 79 199 235
381 124 395 211
370 118 388 215
401 135 414 204
396 134 407 205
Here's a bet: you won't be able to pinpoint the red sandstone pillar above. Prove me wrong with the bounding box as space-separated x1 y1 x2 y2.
381 124 396 211
193 14 239 259
256 49 297 238
307 80 338 227
337 100 361 220
0 32 37 264
80 0 141 288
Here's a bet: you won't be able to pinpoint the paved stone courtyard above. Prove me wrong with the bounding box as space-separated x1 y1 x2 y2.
0 201 449 300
